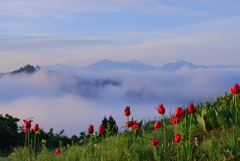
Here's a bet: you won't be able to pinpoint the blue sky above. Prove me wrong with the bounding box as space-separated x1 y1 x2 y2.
1 0 240 72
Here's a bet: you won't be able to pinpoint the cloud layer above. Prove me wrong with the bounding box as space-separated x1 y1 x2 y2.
0 67 239 136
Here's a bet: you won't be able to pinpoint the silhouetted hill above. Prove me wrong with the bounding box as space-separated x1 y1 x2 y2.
10 65 40 74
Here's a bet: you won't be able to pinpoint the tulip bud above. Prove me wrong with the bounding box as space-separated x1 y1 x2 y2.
88 124 94 134
124 106 131 116
154 121 161 128
151 139 158 146
98 124 105 135
33 124 39 131
188 104 196 114
155 104 165 114
55 149 61 155
173 133 181 143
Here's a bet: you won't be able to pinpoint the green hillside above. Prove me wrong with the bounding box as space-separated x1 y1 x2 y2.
1 84 240 161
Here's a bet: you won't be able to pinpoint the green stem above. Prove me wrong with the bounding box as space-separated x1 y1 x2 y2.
176 144 179 160
25 132 27 147
162 114 166 154
189 114 193 160
234 94 238 124
27 130 31 160
101 135 104 160
34 132 36 156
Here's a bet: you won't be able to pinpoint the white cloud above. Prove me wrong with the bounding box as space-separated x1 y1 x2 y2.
0 67 239 136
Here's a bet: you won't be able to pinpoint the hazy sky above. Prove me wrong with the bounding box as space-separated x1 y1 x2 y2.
0 0 240 72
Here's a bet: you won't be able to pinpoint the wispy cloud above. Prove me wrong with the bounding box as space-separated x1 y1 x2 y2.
0 35 110 51
1 0 238 18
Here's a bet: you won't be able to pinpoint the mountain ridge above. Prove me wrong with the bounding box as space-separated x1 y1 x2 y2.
82 59 240 72
2 59 240 74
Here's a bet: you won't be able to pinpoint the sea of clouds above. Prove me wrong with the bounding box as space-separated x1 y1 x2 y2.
0 66 239 136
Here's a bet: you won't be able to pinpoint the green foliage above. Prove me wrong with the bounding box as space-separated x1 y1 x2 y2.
0 114 20 156
1 90 240 160
101 115 118 136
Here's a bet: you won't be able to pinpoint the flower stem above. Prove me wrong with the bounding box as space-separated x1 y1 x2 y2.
234 94 238 124
34 132 36 156
162 114 166 154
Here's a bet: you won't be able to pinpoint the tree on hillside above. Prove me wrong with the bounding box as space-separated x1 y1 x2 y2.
101 115 118 136
11 65 40 74
0 114 20 155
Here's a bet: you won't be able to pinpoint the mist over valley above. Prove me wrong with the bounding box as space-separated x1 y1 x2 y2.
0 59 239 136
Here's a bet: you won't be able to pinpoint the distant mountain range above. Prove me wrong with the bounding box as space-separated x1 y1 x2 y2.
82 59 240 72
2 59 240 75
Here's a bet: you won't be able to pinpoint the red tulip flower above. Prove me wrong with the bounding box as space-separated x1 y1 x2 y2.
174 107 185 118
154 121 161 128
126 120 138 127
229 83 240 94
169 116 180 124
24 128 30 133
188 104 196 114
155 104 165 114
33 124 39 131
124 106 131 116
173 133 181 143
98 124 105 135
55 149 61 155
151 139 158 146
133 125 140 130
23 120 32 129
88 124 94 134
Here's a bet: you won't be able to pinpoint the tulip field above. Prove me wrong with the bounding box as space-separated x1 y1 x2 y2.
1 84 240 160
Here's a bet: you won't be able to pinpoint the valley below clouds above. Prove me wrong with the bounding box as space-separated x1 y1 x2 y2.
0 66 239 136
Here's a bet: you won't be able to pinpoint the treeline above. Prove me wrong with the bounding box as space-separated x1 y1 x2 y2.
0 114 118 156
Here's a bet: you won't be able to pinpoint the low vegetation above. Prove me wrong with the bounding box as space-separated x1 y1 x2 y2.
0 84 240 161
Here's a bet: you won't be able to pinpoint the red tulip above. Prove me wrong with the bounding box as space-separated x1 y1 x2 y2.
33 124 39 131
124 106 131 116
188 104 196 114
88 124 94 134
169 116 180 124
229 83 240 94
173 133 181 143
55 149 61 155
151 139 158 146
24 128 29 133
98 124 105 135
23 120 32 129
154 121 161 128
155 104 165 114
133 125 140 130
174 107 184 118
126 120 138 127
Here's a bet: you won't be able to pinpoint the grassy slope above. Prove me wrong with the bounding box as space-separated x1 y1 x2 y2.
2 92 240 161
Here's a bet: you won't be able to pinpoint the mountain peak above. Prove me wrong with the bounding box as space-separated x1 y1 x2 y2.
176 60 191 64
128 60 141 64
84 59 156 72
160 60 210 72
